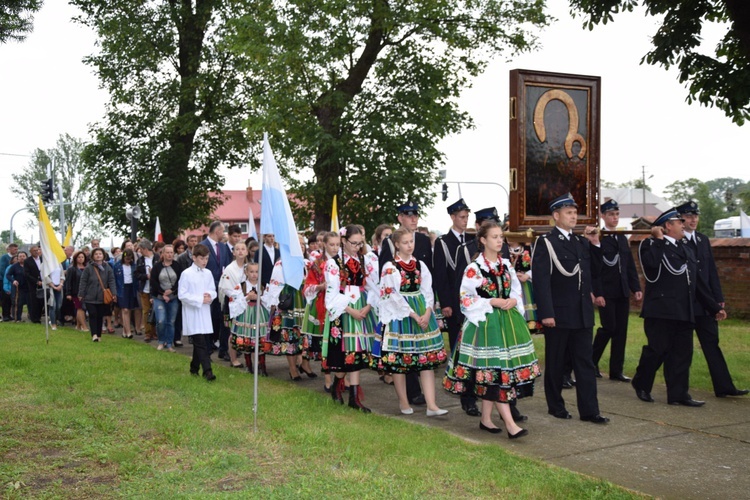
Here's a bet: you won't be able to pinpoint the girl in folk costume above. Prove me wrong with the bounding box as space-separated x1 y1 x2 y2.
375 227 448 416
217 242 250 369
227 262 270 375
507 238 541 334
301 232 341 390
261 235 308 380
444 221 540 439
323 224 379 412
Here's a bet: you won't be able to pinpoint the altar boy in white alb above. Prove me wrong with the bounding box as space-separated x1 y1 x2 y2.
178 244 218 381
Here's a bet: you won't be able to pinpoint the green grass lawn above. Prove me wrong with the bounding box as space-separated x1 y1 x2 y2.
0 323 642 499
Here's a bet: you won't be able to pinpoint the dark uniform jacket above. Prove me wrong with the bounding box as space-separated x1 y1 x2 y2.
433 231 474 312
682 231 723 316
639 237 721 322
599 232 641 299
531 227 601 330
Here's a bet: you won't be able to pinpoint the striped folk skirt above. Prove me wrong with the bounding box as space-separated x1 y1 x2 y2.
372 292 447 374
230 302 269 353
322 293 376 372
300 295 324 361
443 307 540 403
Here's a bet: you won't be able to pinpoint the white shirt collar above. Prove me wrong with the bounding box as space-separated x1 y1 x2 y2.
557 227 572 239
683 230 695 240
450 228 465 240
664 235 677 245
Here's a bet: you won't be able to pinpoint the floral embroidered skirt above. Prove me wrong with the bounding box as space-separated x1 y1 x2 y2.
372 293 447 374
443 307 540 402
322 294 376 373
520 280 541 334
264 307 306 356
230 303 269 353
300 295 323 361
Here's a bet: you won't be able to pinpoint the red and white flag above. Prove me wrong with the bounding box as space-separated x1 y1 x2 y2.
155 217 163 242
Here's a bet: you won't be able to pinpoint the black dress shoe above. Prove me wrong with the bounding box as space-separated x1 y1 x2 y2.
462 403 481 416
548 409 572 419
716 389 749 397
512 413 528 423
508 428 528 439
562 376 575 389
635 389 654 402
595 369 603 378
203 372 216 382
218 352 231 361
610 373 632 382
479 422 502 434
409 394 426 406
581 414 610 424
669 399 705 407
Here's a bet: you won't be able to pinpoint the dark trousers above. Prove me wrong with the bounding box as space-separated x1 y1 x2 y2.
27 288 42 322
592 297 631 376
1 291 11 321
445 312 462 353
189 334 214 375
174 302 183 342
406 371 422 401
10 287 27 321
86 302 108 338
544 326 600 418
694 315 736 395
633 318 694 403
210 298 222 348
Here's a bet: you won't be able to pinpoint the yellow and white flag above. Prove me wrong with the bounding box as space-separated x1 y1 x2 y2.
38 197 66 279
331 195 340 232
62 224 72 247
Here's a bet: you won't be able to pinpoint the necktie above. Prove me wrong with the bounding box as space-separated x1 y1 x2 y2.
215 243 220 267
459 233 464 245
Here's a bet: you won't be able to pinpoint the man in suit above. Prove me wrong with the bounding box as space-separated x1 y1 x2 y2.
591 200 643 381
1 243 18 322
200 221 232 358
24 245 43 323
532 193 609 424
432 198 473 351
676 201 747 398
256 234 280 290
379 202 432 406
632 208 726 406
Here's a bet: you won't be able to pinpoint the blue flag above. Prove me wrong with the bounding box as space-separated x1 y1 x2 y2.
260 133 305 289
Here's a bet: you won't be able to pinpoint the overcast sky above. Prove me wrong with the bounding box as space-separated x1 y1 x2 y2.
1 1 747 243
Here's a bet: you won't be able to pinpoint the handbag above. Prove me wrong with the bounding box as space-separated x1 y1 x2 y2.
36 286 45 300
93 267 114 305
277 292 294 311
147 306 156 325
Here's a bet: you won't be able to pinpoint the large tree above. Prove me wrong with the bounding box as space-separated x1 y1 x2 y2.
569 0 750 125
663 176 749 234
0 0 42 43
71 0 260 241
10 133 105 247
231 0 548 232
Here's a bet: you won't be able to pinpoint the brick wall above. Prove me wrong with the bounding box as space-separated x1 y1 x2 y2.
629 237 750 319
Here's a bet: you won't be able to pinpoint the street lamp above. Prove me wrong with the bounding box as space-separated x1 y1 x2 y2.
126 205 142 243
641 166 654 218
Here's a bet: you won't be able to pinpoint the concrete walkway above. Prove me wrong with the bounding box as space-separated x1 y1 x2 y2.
139 334 749 499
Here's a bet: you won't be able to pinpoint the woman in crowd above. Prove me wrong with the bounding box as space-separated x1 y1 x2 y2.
173 239 187 257
228 261 269 374
218 241 250 368
65 250 88 331
323 225 379 412
261 235 308 380
371 224 393 256
3 255 18 319
7 252 27 322
114 249 139 338
150 244 183 352
444 221 539 439
78 247 116 342
301 231 340 390
376 227 448 416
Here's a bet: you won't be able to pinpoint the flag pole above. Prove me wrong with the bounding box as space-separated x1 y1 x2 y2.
252 229 264 434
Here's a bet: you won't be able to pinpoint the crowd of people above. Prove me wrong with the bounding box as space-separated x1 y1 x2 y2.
1 193 746 437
